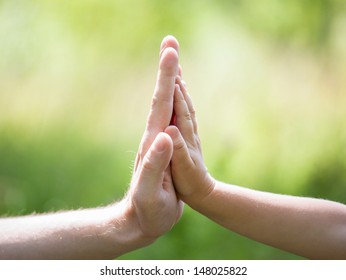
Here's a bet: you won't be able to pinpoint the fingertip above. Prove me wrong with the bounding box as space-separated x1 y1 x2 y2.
160 35 179 53
173 79 185 113
165 126 192 167
165 125 180 140
174 83 180 94
155 132 173 153
176 76 187 92
139 132 173 188
160 47 179 73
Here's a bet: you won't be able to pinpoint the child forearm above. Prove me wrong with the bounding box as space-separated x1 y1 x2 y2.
189 180 346 259
168 74 346 259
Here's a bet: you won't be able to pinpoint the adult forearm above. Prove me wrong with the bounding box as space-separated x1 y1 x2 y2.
0 202 153 259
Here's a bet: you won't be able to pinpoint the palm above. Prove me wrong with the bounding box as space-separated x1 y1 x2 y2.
130 161 182 237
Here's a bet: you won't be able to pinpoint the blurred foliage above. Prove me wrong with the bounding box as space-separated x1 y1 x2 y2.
1 0 346 259
217 0 346 50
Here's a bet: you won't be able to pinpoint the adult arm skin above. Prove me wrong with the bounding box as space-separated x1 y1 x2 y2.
0 132 176 259
0 35 182 259
0 202 149 259
166 77 346 259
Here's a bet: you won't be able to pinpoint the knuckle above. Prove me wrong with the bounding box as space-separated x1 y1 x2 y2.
190 108 196 117
151 96 160 107
184 111 192 121
151 94 171 107
141 156 155 173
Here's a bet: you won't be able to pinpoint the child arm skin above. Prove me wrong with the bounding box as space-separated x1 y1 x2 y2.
0 36 183 259
165 77 346 259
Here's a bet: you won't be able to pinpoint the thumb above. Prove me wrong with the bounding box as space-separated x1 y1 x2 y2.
138 132 173 190
165 125 194 169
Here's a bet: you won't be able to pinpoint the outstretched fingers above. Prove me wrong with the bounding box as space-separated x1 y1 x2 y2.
176 76 198 134
173 83 195 146
146 47 179 134
140 36 179 159
135 36 180 172
160 35 179 58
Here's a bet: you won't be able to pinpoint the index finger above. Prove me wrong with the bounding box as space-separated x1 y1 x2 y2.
146 47 179 129
141 38 179 155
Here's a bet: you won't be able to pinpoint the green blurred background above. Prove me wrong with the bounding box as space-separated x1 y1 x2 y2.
1 0 346 259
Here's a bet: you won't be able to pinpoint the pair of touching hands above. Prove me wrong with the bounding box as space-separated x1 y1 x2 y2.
120 35 346 261
2 35 345 260
125 35 214 242
0 35 209 260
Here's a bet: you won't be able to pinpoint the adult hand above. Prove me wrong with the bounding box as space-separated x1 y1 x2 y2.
125 36 183 238
0 36 184 260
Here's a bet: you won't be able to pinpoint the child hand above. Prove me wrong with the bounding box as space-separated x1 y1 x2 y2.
165 77 216 206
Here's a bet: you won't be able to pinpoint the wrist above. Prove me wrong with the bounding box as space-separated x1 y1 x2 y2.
182 173 217 209
100 199 157 258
